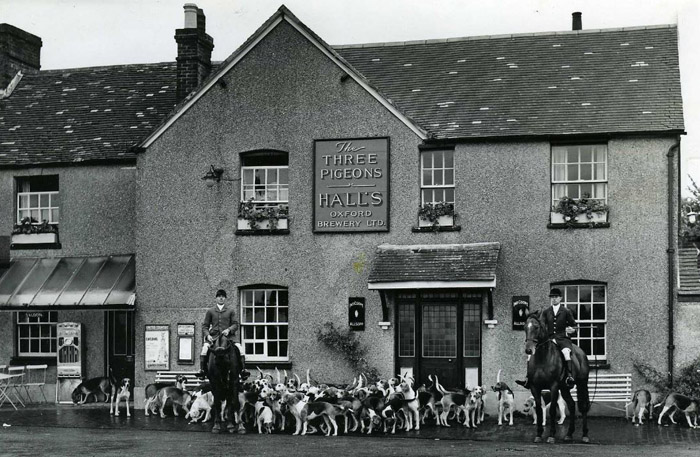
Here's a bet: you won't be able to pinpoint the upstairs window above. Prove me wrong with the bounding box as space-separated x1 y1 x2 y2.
240 151 288 209
16 175 60 225
421 150 454 205
551 145 607 208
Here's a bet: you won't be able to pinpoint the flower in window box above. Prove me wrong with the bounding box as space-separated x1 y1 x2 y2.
237 199 289 231
12 217 59 235
418 202 456 230
552 194 608 227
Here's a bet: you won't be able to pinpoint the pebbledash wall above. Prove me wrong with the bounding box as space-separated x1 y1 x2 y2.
134 19 680 411
0 164 136 385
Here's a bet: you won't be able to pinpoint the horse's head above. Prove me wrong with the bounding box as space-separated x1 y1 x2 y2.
211 334 232 356
524 310 544 355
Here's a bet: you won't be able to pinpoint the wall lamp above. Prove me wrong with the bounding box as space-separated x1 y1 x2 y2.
689 212 698 225
201 165 224 187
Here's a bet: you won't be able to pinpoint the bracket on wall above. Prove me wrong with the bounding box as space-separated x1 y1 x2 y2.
378 290 391 330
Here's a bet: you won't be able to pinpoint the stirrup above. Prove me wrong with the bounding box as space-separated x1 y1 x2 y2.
240 369 250 380
565 376 575 388
196 369 207 380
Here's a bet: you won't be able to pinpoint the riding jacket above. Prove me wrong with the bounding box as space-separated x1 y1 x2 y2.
202 304 239 340
542 305 576 350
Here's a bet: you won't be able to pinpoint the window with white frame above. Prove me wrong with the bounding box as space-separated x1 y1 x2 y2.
240 287 288 361
240 151 288 209
551 144 607 208
16 175 60 224
559 283 607 361
421 150 455 205
16 311 58 357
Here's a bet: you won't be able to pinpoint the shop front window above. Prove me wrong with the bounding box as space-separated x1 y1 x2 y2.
240 287 288 362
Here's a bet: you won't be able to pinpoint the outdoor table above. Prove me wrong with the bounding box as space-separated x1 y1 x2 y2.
0 373 22 410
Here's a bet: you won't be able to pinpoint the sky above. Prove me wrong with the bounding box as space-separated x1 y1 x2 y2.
2 0 699 196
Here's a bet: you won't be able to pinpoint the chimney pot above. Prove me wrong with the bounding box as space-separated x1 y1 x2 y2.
572 12 582 31
184 3 198 29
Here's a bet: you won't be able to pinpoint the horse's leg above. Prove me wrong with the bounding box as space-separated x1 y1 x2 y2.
577 382 590 443
560 387 576 441
532 388 544 443
212 400 221 433
547 386 559 443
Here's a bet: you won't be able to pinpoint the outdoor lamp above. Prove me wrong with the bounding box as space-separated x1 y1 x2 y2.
688 211 698 225
202 165 224 187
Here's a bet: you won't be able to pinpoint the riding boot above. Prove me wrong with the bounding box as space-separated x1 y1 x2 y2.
239 353 250 381
196 354 208 380
515 377 530 389
565 360 575 387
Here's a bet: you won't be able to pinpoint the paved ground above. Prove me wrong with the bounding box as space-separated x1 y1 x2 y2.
0 403 698 447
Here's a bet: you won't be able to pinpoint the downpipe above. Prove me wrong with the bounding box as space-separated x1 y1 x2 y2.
667 139 680 387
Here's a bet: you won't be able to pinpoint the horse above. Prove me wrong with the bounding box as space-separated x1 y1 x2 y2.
207 334 243 434
524 310 590 443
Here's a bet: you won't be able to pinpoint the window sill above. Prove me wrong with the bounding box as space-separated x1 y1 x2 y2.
245 361 292 370
236 229 290 236
412 225 462 233
11 242 62 250
588 360 610 369
547 222 610 230
11 355 57 366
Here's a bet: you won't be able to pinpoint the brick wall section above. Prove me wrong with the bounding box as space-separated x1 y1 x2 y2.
0 24 41 88
174 8 213 103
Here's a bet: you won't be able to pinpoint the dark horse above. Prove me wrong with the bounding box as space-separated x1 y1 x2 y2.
207 335 243 434
524 311 590 443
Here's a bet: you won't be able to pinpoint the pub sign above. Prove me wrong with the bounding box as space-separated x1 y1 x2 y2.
349 297 365 331
512 295 530 330
314 138 389 232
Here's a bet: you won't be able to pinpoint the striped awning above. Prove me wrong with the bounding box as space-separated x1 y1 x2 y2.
0 255 135 309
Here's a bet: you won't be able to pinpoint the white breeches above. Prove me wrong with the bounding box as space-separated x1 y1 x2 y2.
561 348 572 360
201 342 244 356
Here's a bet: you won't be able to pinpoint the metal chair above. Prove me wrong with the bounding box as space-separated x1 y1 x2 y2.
24 364 48 403
6 366 26 407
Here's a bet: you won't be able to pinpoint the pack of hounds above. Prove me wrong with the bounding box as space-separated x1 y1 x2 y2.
73 369 699 433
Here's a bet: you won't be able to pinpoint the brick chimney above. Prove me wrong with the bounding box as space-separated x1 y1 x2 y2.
175 4 214 103
0 24 42 89
572 12 582 31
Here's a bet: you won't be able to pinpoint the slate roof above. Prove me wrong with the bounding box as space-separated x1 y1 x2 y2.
336 26 684 140
368 243 500 284
678 247 700 293
0 63 177 166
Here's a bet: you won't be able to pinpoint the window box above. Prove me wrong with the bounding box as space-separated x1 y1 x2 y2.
550 211 607 225
237 217 288 231
418 214 454 228
11 232 59 245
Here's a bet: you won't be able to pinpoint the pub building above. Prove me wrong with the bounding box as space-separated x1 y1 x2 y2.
0 4 690 413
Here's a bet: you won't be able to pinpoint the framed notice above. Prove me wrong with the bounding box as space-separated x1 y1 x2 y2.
145 324 170 370
512 296 530 330
177 323 195 364
348 297 365 331
314 137 389 232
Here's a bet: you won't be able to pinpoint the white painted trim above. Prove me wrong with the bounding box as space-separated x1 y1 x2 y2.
140 13 427 149
368 279 495 290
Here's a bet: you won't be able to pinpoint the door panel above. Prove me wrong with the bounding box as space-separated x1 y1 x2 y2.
395 290 483 390
106 311 135 392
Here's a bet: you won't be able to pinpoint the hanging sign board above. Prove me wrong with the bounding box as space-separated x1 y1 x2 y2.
145 324 170 370
177 323 195 364
314 138 389 232
349 297 365 331
512 296 530 330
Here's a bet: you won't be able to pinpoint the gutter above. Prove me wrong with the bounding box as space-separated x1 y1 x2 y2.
667 139 681 387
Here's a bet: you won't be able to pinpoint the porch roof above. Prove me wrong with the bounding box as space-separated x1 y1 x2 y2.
0 255 135 309
367 243 500 290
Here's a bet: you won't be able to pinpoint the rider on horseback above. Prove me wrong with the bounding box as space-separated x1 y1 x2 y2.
516 288 577 389
196 289 250 381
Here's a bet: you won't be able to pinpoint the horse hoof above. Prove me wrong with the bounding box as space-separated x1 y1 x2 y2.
564 435 572 442
546 437 555 444
582 436 590 444
534 436 542 443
